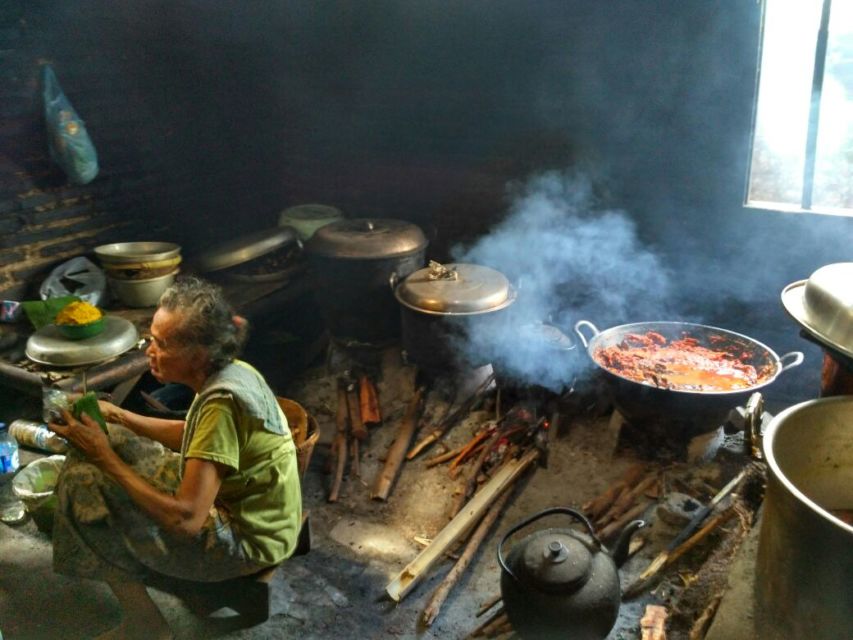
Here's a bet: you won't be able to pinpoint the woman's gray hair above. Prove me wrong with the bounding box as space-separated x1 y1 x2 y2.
158 276 248 371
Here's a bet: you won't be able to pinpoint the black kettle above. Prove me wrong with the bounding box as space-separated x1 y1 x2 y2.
497 507 645 640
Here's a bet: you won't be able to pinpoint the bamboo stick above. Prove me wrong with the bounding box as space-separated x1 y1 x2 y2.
386 449 540 602
371 387 425 501
623 505 738 598
422 488 513 626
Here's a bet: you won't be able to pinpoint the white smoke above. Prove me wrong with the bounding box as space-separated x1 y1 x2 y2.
450 170 675 391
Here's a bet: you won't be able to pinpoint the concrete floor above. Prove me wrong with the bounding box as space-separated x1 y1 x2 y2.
0 348 765 640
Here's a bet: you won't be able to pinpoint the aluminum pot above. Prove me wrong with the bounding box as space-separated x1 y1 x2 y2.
575 320 803 434
394 262 516 372
305 218 428 344
755 395 853 639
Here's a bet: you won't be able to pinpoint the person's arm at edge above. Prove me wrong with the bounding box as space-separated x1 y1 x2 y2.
50 409 223 536
98 400 185 451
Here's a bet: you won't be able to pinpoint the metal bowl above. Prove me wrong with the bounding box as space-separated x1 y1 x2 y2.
781 262 853 359
95 242 182 265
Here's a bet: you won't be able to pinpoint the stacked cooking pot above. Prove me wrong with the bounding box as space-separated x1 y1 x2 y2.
94 242 182 308
393 261 517 372
304 219 428 344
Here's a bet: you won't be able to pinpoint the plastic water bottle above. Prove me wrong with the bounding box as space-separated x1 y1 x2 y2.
9 419 69 454
0 422 25 524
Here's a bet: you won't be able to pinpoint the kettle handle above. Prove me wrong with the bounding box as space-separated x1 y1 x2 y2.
497 507 602 583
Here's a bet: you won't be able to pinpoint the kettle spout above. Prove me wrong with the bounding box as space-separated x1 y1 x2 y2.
609 519 646 567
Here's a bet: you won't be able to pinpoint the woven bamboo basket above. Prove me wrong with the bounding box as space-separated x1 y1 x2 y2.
276 397 319 480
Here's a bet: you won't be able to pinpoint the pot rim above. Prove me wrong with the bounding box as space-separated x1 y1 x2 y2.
763 396 853 535
578 320 802 397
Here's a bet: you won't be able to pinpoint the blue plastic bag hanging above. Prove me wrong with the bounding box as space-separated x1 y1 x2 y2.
42 65 99 185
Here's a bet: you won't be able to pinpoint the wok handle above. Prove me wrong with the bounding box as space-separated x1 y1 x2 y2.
778 351 804 372
574 320 600 349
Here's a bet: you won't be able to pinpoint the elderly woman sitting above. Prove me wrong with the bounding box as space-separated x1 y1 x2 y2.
49 277 302 640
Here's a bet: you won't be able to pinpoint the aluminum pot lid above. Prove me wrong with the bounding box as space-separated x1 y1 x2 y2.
395 262 515 315
26 316 139 367
781 262 853 360
193 227 298 273
305 218 427 259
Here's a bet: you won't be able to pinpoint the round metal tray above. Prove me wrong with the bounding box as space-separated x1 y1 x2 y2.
26 316 140 367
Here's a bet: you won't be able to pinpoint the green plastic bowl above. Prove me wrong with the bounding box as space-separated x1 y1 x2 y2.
57 317 106 340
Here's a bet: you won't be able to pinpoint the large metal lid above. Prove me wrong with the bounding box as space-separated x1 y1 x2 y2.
193 227 298 273
395 262 515 315
781 262 853 360
26 316 140 367
305 218 427 259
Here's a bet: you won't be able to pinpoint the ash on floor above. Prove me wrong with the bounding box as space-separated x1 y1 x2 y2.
0 344 757 639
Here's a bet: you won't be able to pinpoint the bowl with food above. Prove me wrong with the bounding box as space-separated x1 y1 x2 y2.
54 300 105 340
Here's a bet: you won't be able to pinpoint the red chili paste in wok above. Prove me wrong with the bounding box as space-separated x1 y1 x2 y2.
594 331 763 391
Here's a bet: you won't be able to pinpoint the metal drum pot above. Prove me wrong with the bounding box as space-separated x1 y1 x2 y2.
575 320 803 434
305 219 428 344
394 262 516 372
755 396 853 639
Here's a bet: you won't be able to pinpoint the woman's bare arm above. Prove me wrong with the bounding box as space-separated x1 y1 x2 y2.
49 409 223 537
98 400 185 451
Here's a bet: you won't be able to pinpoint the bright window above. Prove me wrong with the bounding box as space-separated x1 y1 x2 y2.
747 0 853 216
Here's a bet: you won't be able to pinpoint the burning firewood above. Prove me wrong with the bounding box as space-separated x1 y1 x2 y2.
407 372 495 459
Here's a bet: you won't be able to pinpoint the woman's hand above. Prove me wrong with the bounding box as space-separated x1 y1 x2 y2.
97 399 126 426
48 408 114 467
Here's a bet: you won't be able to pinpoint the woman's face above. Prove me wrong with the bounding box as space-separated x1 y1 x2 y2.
146 308 207 387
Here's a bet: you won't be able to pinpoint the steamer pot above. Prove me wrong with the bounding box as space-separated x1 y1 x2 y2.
305 219 428 344
755 395 853 639
394 262 516 372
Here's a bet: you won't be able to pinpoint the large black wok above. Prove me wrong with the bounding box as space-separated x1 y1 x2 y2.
575 320 803 434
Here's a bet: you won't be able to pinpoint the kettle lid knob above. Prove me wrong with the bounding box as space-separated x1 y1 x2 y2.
520 533 593 594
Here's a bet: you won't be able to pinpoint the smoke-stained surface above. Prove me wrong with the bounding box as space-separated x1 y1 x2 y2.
450 170 675 390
